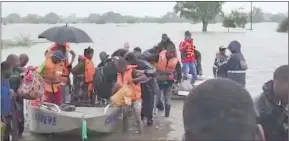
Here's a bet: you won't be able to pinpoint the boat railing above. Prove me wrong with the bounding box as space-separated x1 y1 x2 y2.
41 102 61 113
103 104 111 114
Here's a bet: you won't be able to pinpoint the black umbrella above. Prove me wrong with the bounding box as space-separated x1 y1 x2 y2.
38 23 93 43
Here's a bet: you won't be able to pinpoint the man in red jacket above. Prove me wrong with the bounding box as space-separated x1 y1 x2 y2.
179 31 197 85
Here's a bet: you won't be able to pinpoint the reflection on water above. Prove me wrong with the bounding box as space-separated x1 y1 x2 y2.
2 23 288 140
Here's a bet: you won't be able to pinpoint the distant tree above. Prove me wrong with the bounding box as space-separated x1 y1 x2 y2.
4 11 196 24
222 17 236 32
22 14 41 24
101 11 123 23
6 13 22 23
277 17 288 33
85 13 101 23
251 7 265 23
270 13 287 23
222 9 247 32
95 18 106 24
43 12 60 24
174 2 224 32
125 17 137 24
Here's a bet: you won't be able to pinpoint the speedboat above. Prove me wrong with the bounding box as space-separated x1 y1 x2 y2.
27 101 122 135
172 75 211 100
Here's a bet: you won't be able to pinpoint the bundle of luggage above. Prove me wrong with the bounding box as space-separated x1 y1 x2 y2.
18 66 45 100
110 84 133 106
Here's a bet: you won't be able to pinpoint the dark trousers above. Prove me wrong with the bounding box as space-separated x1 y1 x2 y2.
15 98 24 136
141 83 155 120
2 115 19 141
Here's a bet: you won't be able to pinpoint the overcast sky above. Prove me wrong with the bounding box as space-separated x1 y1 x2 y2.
2 1 288 17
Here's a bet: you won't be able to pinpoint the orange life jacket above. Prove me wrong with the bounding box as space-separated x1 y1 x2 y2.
156 50 179 80
80 55 95 94
46 43 71 84
42 55 64 93
117 65 141 100
184 41 195 58
60 60 70 84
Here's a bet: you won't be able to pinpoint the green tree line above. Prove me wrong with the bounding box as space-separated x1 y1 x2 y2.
2 11 191 24
2 7 286 25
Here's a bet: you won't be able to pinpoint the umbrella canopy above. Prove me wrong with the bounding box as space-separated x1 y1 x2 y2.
38 24 93 43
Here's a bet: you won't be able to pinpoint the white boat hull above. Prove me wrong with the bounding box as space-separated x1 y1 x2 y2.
27 102 121 134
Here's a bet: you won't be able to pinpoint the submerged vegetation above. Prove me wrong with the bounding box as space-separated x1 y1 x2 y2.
277 18 288 33
1 33 48 49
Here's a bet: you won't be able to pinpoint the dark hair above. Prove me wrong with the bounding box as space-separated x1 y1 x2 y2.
185 31 191 36
111 49 128 57
183 78 256 141
124 52 138 63
115 57 128 69
1 61 11 71
84 46 94 55
273 65 289 82
162 33 168 37
133 47 142 52
6 54 18 62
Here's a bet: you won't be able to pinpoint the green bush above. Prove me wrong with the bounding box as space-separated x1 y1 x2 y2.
222 8 247 32
277 18 288 33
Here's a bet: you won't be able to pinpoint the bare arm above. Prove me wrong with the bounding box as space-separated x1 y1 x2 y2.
132 70 148 83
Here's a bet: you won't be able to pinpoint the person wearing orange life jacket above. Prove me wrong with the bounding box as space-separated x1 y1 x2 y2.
45 42 76 104
155 48 182 117
112 58 148 133
38 50 67 106
124 52 157 126
71 47 96 106
179 31 198 85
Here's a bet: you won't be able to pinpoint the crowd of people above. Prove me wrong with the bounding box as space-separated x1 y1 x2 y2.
1 30 288 141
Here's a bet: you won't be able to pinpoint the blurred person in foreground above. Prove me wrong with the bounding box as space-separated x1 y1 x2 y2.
255 65 289 141
1 61 19 141
183 79 265 141
6 54 25 137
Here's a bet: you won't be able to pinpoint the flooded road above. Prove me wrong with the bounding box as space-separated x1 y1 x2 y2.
2 23 288 140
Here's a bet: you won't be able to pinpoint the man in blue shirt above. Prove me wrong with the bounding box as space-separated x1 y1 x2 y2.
1 61 19 141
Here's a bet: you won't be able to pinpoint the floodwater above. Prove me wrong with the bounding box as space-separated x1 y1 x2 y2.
1 22 288 140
